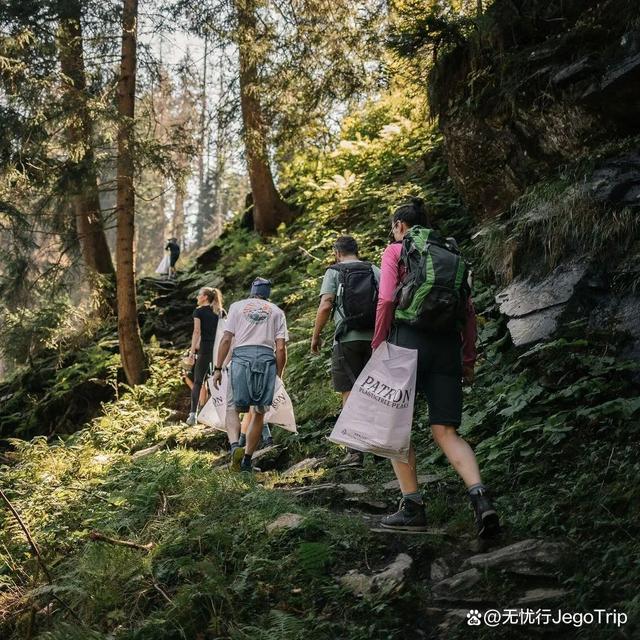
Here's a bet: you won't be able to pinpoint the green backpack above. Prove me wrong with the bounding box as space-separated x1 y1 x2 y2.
394 226 469 331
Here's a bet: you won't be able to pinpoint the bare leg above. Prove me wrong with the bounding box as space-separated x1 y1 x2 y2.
341 391 350 407
245 410 265 455
226 408 242 445
431 424 481 488
240 411 252 435
199 383 208 408
390 445 418 494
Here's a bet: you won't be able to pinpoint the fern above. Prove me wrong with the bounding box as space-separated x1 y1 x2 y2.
295 541 332 576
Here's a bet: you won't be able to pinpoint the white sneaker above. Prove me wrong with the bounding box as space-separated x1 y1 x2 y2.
186 412 197 426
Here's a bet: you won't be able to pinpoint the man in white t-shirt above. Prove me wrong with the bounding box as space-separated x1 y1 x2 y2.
212 277 288 472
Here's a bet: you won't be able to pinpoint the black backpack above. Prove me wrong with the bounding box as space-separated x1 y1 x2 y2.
327 262 379 338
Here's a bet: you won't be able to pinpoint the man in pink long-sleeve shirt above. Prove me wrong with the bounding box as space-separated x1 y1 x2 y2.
374 197 500 538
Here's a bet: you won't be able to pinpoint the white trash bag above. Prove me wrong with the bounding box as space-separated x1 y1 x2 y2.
265 377 297 433
155 254 170 275
328 341 417 462
196 371 228 432
197 371 297 434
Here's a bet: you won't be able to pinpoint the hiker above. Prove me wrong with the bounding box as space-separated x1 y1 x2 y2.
185 287 224 426
184 289 226 416
165 237 181 279
311 235 380 463
212 278 288 472
373 197 500 538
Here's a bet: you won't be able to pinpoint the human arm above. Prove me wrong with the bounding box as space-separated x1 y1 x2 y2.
311 293 335 354
461 296 478 384
371 244 402 350
222 336 234 368
212 331 234 389
275 338 287 378
188 317 201 364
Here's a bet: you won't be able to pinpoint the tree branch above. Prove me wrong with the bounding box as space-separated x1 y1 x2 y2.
88 530 154 553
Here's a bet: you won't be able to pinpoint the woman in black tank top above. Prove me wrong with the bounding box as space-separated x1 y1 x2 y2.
185 287 224 425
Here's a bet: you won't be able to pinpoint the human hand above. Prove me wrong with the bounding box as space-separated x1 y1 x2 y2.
183 353 195 368
212 370 222 389
311 335 322 354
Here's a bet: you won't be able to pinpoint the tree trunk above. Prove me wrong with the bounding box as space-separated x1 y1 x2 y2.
211 51 228 238
57 1 114 280
116 0 147 385
236 0 291 235
195 34 209 247
172 186 185 242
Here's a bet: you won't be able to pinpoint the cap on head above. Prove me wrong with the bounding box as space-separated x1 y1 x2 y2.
250 277 272 299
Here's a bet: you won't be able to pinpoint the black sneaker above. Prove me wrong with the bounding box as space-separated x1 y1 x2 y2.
469 488 500 539
240 457 253 473
380 498 428 531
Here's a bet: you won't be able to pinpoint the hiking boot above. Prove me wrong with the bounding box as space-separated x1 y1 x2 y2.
186 412 197 427
380 498 428 531
230 446 245 472
240 457 253 473
469 487 500 539
238 433 247 447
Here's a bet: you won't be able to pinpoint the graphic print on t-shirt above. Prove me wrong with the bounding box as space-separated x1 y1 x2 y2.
242 300 271 324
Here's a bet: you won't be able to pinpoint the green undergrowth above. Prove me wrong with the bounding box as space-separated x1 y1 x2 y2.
0 351 434 639
0 330 120 441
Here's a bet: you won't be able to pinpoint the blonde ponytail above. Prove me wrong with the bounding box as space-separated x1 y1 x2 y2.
211 288 224 315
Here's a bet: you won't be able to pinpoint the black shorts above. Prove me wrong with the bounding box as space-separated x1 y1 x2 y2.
389 324 463 428
170 254 179 267
331 340 372 392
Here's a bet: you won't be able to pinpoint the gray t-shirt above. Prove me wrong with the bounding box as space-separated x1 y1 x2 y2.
319 260 381 344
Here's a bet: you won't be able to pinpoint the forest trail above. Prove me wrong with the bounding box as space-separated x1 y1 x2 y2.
138 417 573 636
129 275 575 636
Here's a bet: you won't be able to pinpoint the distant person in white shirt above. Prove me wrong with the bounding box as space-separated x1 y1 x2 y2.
212 278 288 472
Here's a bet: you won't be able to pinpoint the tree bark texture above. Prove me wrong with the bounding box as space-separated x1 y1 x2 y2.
57 1 114 278
195 33 209 247
235 0 291 235
116 0 147 385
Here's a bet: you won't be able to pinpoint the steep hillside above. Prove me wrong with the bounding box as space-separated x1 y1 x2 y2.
2 13 640 639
